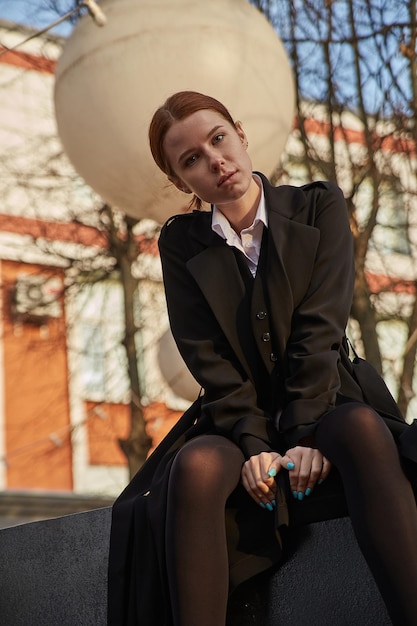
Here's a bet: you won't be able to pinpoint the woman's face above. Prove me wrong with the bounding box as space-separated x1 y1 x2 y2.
162 109 254 208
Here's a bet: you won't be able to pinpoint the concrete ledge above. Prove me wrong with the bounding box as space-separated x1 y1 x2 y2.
264 518 391 625
0 508 391 625
0 507 111 626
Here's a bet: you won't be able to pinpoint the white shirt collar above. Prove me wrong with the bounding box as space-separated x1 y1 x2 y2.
211 174 268 242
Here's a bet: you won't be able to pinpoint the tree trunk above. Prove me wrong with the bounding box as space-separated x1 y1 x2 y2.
350 259 383 373
118 244 152 477
397 284 417 416
103 206 152 478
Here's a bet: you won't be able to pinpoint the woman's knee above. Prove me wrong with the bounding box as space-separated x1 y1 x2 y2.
316 403 394 456
169 435 243 497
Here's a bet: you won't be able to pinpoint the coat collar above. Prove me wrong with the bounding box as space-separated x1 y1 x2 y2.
256 171 309 221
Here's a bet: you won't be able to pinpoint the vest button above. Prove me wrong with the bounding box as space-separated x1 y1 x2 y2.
270 353 278 362
262 332 270 342
256 311 267 320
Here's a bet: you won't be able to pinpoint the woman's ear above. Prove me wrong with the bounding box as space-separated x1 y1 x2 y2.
168 176 192 194
235 121 248 148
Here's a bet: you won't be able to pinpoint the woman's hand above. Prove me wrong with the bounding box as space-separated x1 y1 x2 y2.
281 446 332 501
241 451 284 510
241 447 332 509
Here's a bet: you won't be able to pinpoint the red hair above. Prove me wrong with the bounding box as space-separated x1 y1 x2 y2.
149 91 235 178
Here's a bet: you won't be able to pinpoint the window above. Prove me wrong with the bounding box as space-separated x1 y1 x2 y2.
73 280 130 403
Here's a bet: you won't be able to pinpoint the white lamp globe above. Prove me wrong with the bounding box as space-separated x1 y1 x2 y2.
54 0 295 223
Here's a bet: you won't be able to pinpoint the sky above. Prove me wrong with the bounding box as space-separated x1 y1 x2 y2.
0 0 74 37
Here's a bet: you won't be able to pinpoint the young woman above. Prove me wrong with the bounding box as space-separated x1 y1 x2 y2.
108 91 417 626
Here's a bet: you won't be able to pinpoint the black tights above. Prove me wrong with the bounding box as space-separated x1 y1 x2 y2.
165 405 417 625
166 435 244 626
315 404 417 625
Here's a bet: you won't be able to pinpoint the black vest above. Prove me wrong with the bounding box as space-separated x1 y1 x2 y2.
231 227 282 416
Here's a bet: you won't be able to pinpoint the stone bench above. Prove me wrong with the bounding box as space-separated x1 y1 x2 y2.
0 507 110 626
0 508 391 625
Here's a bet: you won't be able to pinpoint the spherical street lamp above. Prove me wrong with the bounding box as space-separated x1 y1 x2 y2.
54 0 295 223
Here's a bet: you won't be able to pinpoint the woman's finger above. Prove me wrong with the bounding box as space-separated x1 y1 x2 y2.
279 453 296 472
283 447 330 500
242 457 269 497
293 448 315 497
320 456 332 481
241 452 281 510
301 450 325 496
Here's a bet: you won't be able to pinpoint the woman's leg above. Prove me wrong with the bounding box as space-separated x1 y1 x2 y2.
166 435 245 626
316 404 417 625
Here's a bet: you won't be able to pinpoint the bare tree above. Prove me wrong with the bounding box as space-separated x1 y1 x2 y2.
99 205 152 477
252 0 417 415
6 0 417 435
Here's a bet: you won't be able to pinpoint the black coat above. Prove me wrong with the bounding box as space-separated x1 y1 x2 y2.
107 176 417 625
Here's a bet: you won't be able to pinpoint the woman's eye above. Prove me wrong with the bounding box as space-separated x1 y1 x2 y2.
185 154 198 167
213 133 224 144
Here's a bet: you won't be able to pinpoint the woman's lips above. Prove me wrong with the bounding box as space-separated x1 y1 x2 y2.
218 171 237 187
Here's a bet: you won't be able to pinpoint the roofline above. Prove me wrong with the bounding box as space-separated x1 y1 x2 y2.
0 213 160 257
0 44 57 74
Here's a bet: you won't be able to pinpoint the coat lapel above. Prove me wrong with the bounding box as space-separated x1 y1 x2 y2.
261 178 321 357
265 212 295 355
186 244 255 383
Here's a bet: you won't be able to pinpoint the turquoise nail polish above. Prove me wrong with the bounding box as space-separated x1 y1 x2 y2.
268 468 277 478
272 499 276 507
297 492 304 501
305 488 312 497
292 490 297 499
266 503 273 511
286 462 295 470
318 479 324 485
259 502 266 509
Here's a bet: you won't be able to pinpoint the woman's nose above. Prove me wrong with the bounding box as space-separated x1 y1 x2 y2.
208 151 224 171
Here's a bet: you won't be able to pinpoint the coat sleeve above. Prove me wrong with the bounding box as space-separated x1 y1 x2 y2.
158 216 278 458
278 182 355 446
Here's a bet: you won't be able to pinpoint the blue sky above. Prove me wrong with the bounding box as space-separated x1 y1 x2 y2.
0 0 73 36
